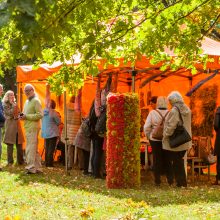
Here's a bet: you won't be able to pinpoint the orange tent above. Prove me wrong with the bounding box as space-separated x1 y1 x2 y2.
16 37 220 162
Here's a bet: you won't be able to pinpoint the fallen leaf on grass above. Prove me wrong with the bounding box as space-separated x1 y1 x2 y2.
80 206 95 218
4 215 12 220
13 215 21 220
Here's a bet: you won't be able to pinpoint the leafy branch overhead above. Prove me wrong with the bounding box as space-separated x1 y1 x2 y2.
0 0 220 93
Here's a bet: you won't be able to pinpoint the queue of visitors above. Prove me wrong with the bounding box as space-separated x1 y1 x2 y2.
0 81 219 187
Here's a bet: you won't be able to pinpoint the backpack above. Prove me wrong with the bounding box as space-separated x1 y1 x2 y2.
151 110 169 140
81 118 92 137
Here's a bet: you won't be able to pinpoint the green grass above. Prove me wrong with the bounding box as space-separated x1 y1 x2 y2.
0 145 220 220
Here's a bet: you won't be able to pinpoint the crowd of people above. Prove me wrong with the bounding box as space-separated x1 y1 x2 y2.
144 92 191 187
144 92 220 187
0 82 219 187
0 81 109 179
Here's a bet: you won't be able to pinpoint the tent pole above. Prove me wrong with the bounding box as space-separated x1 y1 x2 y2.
132 70 137 92
64 90 70 175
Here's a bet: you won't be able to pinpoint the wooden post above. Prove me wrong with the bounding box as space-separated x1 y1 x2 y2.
64 90 70 175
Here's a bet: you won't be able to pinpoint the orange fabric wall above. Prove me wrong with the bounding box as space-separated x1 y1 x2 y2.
17 70 219 174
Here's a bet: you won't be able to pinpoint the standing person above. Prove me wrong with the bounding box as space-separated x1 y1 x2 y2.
0 84 5 171
144 96 170 186
147 96 158 169
213 106 220 185
41 84 61 167
149 96 158 110
163 91 192 187
20 84 43 174
92 75 112 179
74 118 91 175
89 99 102 178
60 95 81 170
2 90 24 166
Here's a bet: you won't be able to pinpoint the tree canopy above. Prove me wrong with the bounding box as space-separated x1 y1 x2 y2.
0 0 219 94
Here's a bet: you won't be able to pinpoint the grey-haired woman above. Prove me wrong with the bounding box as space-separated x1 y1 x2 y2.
3 90 25 165
163 91 192 187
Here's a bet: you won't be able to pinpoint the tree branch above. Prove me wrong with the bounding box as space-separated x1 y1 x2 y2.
43 0 87 32
199 13 220 40
102 0 213 45
175 0 212 23
161 0 169 7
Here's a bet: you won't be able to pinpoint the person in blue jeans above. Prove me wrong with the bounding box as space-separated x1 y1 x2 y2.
0 84 5 171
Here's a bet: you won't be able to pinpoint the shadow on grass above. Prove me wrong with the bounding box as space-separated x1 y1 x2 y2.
2 163 220 207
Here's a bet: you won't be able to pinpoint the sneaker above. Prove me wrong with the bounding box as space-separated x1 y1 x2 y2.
36 170 43 174
25 170 35 175
168 180 174 186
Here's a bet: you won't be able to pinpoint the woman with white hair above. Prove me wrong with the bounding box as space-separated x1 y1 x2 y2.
2 90 24 165
163 91 192 187
144 96 170 186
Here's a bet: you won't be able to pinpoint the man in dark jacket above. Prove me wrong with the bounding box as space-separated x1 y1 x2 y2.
0 84 5 171
213 106 220 185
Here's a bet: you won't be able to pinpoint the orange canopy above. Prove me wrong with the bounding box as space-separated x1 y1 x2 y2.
16 37 220 162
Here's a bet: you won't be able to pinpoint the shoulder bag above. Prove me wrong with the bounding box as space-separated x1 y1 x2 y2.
169 106 191 148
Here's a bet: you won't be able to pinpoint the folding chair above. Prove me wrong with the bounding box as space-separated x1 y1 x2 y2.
188 136 211 183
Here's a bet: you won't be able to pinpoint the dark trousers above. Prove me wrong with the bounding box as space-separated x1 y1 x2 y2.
216 155 220 181
7 133 24 165
92 136 104 177
82 149 90 174
56 140 65 165
150 140 173 184
45 137 57 167
164 150 187 187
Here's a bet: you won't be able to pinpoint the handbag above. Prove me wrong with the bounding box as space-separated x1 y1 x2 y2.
81 118 91 137
169 106 191 148
151 110 169 140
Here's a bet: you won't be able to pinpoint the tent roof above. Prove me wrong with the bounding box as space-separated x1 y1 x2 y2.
201 37 220 56
16 37 220 83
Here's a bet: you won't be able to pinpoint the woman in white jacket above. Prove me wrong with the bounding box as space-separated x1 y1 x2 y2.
144 96 170 186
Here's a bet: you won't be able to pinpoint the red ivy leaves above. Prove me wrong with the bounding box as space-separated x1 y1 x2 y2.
106 93 140 188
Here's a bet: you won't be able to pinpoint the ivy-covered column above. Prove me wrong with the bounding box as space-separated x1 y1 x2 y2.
106 93 140 188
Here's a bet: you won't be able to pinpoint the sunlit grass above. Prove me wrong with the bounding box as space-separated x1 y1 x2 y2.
0 145 220 220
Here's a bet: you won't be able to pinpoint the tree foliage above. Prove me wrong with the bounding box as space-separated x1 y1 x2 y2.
0 0 220 93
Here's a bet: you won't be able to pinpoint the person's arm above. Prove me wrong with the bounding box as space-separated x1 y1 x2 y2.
95 75 101 117
214 107 220 131
143 111 153 139
0 102 5 122
3 103 14 118
53 111 61 125
163 108 179 137
45 83 51 109
25 100 43 121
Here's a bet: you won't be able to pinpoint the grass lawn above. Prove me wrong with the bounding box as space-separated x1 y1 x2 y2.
0 146 220 220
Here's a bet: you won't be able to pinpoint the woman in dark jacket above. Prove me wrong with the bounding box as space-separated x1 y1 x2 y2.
213 106 220 185
89 100 104 178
